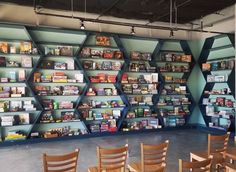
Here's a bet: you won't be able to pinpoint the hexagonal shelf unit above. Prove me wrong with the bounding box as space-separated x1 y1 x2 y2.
155 40 195 128
0 24 42 142
27 27 89 139
118 36 162 132
198 34 235 133
77 33 128 134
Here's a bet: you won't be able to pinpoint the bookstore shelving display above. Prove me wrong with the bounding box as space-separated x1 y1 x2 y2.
77 34 128 133
155 40 195 128
0 23 206 145
119 36 162 131
199 35 235 133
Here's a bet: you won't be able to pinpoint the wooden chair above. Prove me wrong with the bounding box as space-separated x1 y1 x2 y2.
128 140 169 172
43 149 79 172
224 147 236 172
190 132 230 171
88 144 128 172
179 158 212 172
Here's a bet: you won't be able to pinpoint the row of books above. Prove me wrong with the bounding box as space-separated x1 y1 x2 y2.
163 117 185 127
158 97 191 106
89 120 117 133
33 72 84 83
159 107 190 117
161 85 187 95
0 113 30 126
86 87 117 96
202 60 234 71
126 108 155 118
34 85 80 96
129 62 156 72
159 63 189 72
89 73 116 83
122 84 157 95
122 119 160 131
0 86 26 98
0 100 36 112
206 106 234 120
4 131 27 141
40 60 74 70
81 109 121 121
0 56 33 67
83 60 122 71
78 100 125 109
129 51 152 61
0 70 26 82
40 111 79 123
202 97 235 108
164 76 186 83
81 48 123 59
204 88 231 95
128 96 153 106
0 41 37 55
160 54 192 62
45 46 73 56
42 99 74 110
207 74 228 82
121 73 158 84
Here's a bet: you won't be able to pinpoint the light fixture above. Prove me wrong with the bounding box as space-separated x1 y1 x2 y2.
169 29 174 37
80 20 85 30
131 26 135 35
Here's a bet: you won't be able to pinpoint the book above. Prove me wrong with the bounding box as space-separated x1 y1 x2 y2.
54 62 67 70
19 113 30 124
74 73 84 83
10 100 22 111
20 42 32 54
41 60 54 69
0 56 6 67
0 42 8 53
66 60 74 70
96 36 110 46
59 46 73 56
18 70 26 81
202 63 211 71
21 56 32 68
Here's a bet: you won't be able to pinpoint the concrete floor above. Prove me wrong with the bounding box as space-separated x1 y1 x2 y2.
0 129 235 172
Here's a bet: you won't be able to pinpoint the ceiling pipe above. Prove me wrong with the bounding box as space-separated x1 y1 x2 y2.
34 10 234 35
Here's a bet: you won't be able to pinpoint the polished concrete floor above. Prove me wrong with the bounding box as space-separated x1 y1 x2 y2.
0 129 235 172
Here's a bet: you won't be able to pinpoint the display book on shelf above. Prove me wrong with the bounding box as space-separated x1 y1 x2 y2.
29 42 89 139
199 35 235 132
78 35 126 133
0 40 40 141
155 46 194 128
120 50 161 131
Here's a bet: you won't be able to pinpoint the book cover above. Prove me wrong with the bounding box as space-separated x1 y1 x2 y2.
19 113 30 124
18 69 26 81
54 62 67 70
0 42 8 53
20 42 32 54
0 56 6 67
21 56 32 68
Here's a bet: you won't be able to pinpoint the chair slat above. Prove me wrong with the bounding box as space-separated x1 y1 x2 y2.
179 158 212 172
47 165 75 172
45 152 78 162
101 159 125 165
101 153 125 160
47 160 77 167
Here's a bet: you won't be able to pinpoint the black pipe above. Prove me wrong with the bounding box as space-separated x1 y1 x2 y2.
35 11 234 35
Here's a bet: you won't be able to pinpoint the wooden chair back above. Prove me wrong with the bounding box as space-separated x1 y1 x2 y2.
97 144 128 172
43 149 79 172
179 158 212 172
207 132 230 156
141 140 169 172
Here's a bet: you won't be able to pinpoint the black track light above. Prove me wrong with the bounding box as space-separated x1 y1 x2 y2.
80 21 85 30
131 26 135 35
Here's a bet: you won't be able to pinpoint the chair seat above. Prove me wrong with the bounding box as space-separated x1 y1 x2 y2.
191 150 225 164
88 166 129 172
128 162 164 172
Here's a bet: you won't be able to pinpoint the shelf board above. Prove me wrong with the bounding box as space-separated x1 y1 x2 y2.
85 69 120 72
204 94 233 96
208 44 233 52
121 82 160 85
84 119 118 122
157 104 191 107
129 59 151 63
0 110 40 114
33 82 85 84
43 108 75 111
126 93 155 96
164 82 187 85
0 82 26 84
161 93 190 96
205 56 235 62
129 105 153 108
0 66 33 69
0 96 35 100
125 116 157 120
203 69 232 72
160 50 184 53
36 68 81 72
1 124 33 128
206 82 228 84
125 71 156 74
83 45 119 49
36 41 81 47
85 95 120 97
155 60 190 64
160 71 189 73
37 95 80 97
90 82 116 84
79 57 124 62
38 120 82 125
44 55 75 58
0 52 40 56
78 106 125 110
